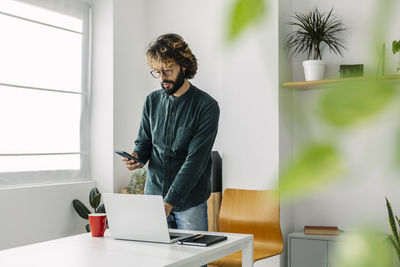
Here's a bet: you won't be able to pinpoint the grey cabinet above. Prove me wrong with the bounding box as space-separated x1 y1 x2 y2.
288 232 341 267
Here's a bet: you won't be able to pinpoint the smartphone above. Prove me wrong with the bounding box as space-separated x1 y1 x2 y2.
115 150 140 163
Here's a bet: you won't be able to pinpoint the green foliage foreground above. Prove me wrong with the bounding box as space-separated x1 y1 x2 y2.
226 0 399 265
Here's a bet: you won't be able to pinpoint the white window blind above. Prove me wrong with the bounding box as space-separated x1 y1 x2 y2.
0 0 91 186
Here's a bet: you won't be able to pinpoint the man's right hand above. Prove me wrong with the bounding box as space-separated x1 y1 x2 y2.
123 152 143 171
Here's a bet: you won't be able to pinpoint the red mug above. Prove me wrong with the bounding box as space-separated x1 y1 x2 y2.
89 213 107 237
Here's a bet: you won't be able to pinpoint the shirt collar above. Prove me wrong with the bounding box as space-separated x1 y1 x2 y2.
168 83 194 102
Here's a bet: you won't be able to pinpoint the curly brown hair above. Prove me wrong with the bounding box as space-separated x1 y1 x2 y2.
146 33 198 79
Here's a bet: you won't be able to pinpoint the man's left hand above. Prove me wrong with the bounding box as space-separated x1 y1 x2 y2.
164 202 174 217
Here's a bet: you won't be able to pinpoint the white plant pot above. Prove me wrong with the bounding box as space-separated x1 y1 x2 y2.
303 60 325 81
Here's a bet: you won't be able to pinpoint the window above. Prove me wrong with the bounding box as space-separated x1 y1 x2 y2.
0 0 91 186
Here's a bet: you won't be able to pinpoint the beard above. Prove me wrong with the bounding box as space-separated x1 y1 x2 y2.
161 67 185 96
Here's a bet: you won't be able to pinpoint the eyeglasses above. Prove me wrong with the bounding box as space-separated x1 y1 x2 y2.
150 69 173 79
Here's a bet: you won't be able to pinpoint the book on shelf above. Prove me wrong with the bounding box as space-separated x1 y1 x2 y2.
304 225 339 235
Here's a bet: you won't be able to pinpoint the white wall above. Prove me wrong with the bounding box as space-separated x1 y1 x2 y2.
283 0 400 233
113 0 147 192
221 0 279 191
291 89 400 231
0 181 95 250
91 0 148 194
91 0 114 193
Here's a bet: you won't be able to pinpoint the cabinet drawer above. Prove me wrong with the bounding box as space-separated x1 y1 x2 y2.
290 238 327 267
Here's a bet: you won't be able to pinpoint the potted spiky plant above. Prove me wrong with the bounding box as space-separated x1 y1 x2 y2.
392 40 400 74
126 168 146 194
120 168 147 194
72 187 106 232
385 197 400 262
284 7 347 81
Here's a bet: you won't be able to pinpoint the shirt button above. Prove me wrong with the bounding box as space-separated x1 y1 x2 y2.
171 112 175 116
165 159 168 162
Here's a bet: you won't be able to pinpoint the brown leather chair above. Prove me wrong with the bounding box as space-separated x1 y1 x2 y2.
209 188 283 267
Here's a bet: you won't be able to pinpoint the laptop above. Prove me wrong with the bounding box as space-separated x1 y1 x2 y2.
102 193 195 243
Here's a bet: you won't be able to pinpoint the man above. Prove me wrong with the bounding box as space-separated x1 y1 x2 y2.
124 33 220 232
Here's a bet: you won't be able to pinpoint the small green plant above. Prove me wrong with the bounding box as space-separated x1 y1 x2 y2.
284 7 347 60
392 40 400 73
125 168 146 194
385 197 400 261
72 187 105 232
392 40 400 55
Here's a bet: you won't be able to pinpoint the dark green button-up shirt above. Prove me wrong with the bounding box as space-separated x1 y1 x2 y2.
134 84 219 212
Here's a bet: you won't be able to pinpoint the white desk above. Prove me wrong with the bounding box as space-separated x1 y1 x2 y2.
0 230 253 267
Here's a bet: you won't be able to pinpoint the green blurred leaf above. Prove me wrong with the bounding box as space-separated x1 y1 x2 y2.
97 203 106 214
89 187 100 209
279 143 344 198
332 230 393 267
85 224 90 233
92 193 101 211
72 199 90 220
396 216 400 231
227 0 266 41
319 78 395 127
388 235 400 262
386 197 400 246
393 40 400 54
